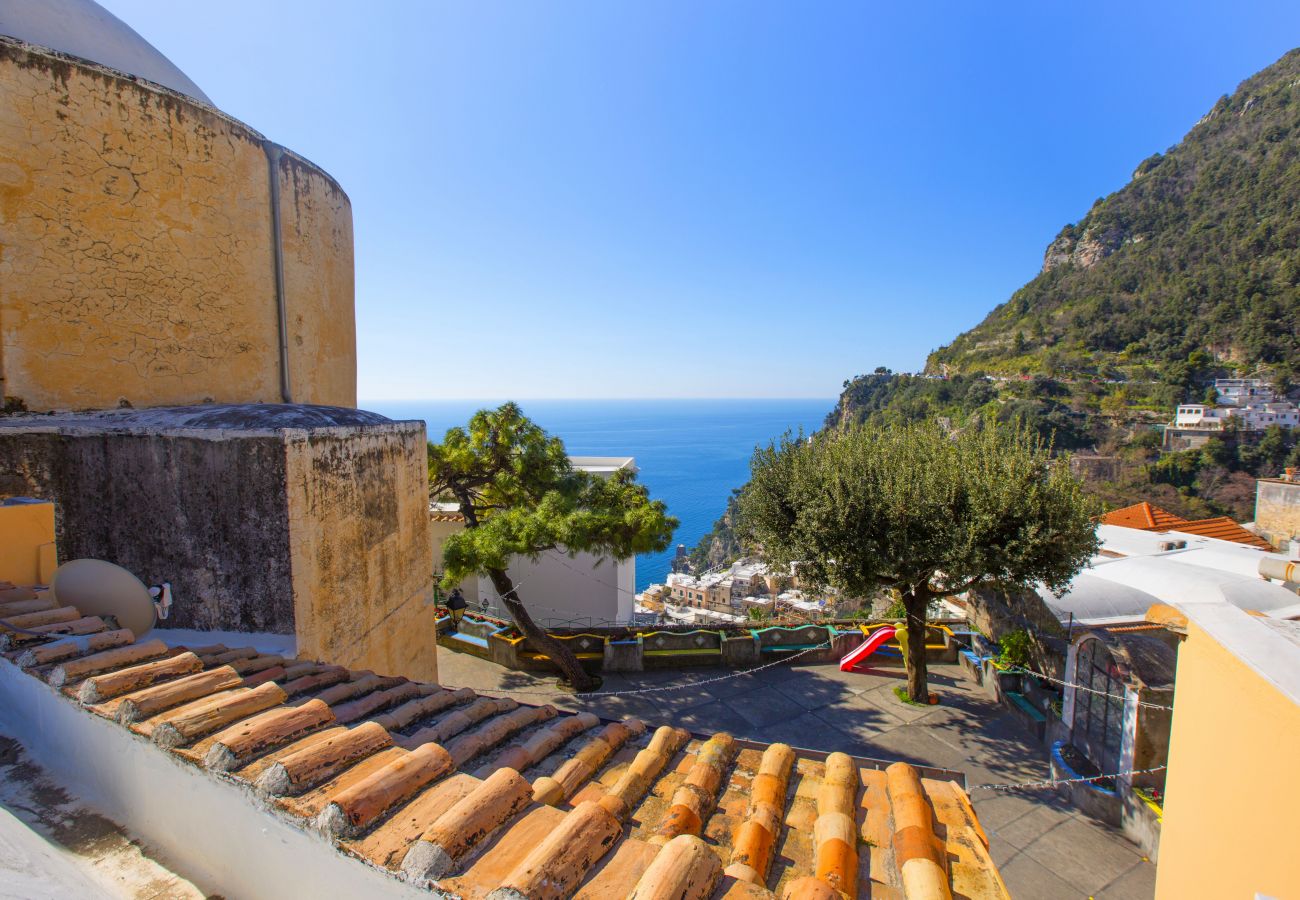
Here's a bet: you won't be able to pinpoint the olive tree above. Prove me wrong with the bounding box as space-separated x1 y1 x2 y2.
739 420 1097 701
429 403 676 691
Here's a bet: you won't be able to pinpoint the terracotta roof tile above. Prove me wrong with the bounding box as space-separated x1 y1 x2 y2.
1101 501 1189 531
0 591 1010 899
1103 502 1274 550
1168 516 1276 550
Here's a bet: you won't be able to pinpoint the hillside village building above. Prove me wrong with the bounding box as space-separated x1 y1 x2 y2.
1170 378 1299 434
1033 511 1300 626
0 2 434 682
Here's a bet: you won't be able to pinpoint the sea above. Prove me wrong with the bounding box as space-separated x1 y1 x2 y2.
365 399 833 591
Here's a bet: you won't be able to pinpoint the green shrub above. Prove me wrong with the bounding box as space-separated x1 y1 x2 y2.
998 628 1035 669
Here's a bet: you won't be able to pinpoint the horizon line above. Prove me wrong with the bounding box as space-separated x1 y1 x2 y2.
358 396 838 403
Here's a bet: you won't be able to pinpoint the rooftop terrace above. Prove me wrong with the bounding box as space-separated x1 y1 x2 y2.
0 586 1016 899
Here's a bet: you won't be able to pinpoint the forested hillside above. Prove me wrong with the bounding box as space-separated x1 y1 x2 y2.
929 48 1300 383
689 50 1300 568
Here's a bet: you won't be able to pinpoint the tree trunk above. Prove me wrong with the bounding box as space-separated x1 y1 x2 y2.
902 588 929 703
486 567 599 692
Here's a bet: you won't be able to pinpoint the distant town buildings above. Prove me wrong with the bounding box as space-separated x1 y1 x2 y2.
1165 378 1299 450
642 558 845 624
1171 378 1299 432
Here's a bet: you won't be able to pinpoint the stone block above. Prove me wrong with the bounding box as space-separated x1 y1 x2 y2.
602 638 643 672
721 634 760 668
0 404 435 682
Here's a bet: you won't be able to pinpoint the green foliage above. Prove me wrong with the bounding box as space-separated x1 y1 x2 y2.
930 49 1300 380
429 403 678 586
688 490 745 571
893 685 926 706
997 629 1035 669
828 47 1300 522
831 370 1091 449
738 419 1099 602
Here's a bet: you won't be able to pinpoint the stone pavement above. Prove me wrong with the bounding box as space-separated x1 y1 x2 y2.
437 649 1157 900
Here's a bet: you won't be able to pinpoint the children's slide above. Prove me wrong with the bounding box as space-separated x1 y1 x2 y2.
839 625 897 672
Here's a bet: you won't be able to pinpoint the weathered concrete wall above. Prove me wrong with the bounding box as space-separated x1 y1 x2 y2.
0 38 355 411
287 424 436 683
278 153 357 409
967 584 1068 677
0 407 433 686
0 423 295 631
1255 478 1300 549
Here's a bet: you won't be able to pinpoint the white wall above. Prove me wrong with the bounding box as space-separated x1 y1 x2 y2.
0 661 427 899
476 550 633 626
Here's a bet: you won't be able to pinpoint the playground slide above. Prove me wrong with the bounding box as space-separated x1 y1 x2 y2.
839 625 897 672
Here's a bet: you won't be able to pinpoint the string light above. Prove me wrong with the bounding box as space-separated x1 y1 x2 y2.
975 764 1167 792
447 641 831 698
943 629 1174 711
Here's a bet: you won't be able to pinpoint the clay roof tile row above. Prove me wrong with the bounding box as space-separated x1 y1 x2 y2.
1101 502 1275 550
0 589 1009 899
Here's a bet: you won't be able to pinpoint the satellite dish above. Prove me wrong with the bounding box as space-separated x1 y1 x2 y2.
51 559 156 637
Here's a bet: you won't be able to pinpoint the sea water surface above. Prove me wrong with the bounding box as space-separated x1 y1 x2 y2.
366 399 832 590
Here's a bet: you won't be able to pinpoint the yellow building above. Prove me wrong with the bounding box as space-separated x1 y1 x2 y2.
1155 600 1300 898
0 14 355 412
0 497 55 585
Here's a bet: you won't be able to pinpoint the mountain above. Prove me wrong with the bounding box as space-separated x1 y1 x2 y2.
688 51 1300 566
928 48 1300 383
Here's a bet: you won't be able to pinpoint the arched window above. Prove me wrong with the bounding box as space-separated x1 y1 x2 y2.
1071 638 1126 773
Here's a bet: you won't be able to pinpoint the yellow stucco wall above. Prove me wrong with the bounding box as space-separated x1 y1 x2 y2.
278 155 357 408
286 425 437 683
1155 621 1300 898
0 500 56 585
0 41 355 411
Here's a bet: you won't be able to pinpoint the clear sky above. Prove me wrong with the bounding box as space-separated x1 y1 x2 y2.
101 1 1300 400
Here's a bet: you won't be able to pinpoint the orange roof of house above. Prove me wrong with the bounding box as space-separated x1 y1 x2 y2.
1101 502 1189 531
1102 502 1274 550
1166 517 1275 551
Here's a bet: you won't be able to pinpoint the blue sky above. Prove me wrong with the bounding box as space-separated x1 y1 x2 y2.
103 1 1300 400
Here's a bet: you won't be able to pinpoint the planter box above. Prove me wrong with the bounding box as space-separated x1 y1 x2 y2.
1122 789 1163 861
1050 741 1122 827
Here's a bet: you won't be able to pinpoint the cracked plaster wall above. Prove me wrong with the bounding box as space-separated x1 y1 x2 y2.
286 423 437 683
0 427 295 632
0 40 355 412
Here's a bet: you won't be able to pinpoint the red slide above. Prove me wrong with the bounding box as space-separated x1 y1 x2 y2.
839 625 897 672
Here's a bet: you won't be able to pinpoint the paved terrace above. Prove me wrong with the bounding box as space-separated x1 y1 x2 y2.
438 652 1156 900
